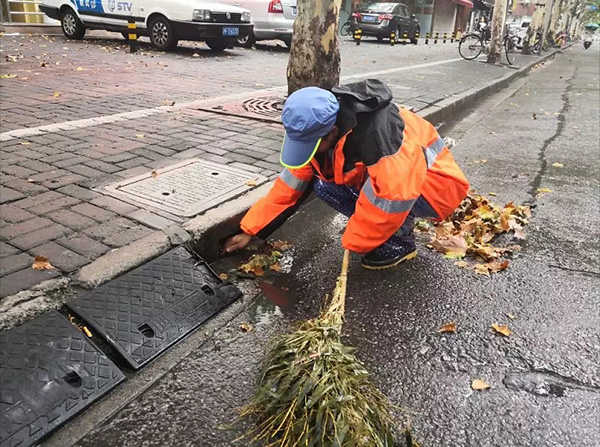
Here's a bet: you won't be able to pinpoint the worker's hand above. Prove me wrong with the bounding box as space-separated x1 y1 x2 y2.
223 232 253 253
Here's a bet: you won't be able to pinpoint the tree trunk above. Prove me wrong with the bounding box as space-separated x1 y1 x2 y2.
487 0 509 64
286 0 343 95
522 0 546 53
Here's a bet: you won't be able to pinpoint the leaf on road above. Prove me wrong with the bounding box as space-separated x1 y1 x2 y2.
536 187 553 197
76 66 84 71
488 192 496 196
162 99 175 106
150 169 158 178
415 219 430 232
486 260 509 273
552 162 564 168
269 262 282 272
531 113 537 120
239 251 282 277
474 264 490 276
32 256 54 270
20 141 30 146
136 133 145 138
454 260 469 269
246 179 258 187
218 273 228 281
240 322 255 333
431 234 467 258
507 313 517 320
438 322 457 333
472 379 490 390
83 326 93 337
492 323 512 337
53 91 61 97
270 240 293 251
0 74 18 79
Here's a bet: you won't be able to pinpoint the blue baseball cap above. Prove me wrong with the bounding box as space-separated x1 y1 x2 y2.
280 87 340 169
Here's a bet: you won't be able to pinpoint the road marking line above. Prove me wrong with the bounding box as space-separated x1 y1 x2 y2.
0 57 462 141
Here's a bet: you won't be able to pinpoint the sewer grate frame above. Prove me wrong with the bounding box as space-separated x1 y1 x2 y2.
0 311 125 447
101 158 268 218
66 247 243 370
193 94 285 123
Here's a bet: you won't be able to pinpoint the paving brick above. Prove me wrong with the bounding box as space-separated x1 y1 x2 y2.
41 173 86 190
71 203 117 222
83 160 123 174
0 186 25 204
28 196 81 215
1 175 48 195
130 148 165 161
58 184 101 201
115 166 152 178
202 145 229 156
46 208 96 230
11 191 63 209
101 153 138 164
1 165 37 178
83 217 134 239
28 169 70 183
10 223 71 250
40 153 73 164
90 196 139 215
0 252 33 277
127 209 175 230
229 162 263 173
173 148 205 159
200 153 234 165
253 160 282 172
18 160 55 173
0 267 60 298
66 164 107 178
0 217 53 240
53 156 93 168
117 157 153 169
0 242 20 258
0 204 36 224
56 234 109 259
103 225 154 248
29 241 90 273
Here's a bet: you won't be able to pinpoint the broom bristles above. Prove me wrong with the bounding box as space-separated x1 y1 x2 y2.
241 250 397 447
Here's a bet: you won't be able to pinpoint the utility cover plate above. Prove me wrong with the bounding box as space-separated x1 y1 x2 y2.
66 247 242 370
102 159 267 217
0 311 125 447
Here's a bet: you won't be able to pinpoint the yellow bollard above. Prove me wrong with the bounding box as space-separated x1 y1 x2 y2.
354 28 362 45
390 31 396 46
128 20 138 53
443 32 447 43
425 32 430 45
434 32 439 44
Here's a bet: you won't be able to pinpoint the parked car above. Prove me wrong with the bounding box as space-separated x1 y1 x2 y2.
39 0 254 51
351 2 419 43
218 0 296 47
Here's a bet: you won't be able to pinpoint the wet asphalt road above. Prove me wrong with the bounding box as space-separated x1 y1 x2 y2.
72 46 599 447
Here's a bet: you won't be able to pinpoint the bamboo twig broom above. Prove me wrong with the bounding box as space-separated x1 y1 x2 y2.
241 249 398 447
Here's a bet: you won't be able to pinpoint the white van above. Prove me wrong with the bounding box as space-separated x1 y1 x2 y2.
39 0 254 51
218 0 296 48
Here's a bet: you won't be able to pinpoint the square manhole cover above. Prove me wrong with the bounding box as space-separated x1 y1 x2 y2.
103 159 267 217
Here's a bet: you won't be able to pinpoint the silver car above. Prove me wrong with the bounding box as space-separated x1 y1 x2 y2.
219 0 297 47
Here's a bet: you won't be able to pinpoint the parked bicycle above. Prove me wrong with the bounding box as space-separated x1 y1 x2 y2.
340 12 359 36
458 24 516 65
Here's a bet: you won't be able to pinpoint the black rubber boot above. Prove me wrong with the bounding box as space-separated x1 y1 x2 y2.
360 236 418 270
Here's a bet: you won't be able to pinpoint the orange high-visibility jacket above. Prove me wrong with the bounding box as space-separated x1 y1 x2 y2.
240 79 469 253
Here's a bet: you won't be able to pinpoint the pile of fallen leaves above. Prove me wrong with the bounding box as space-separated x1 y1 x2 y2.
420 193 531 275
237 240 293 277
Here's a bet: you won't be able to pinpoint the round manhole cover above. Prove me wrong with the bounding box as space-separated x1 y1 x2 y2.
241 97 285 118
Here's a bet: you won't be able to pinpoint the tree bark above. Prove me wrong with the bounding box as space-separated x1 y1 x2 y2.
287 0 343 95
487 0 509 64
522 0 546 53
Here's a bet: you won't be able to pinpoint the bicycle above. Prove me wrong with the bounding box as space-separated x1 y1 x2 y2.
341 19 352 36
459 26 516 65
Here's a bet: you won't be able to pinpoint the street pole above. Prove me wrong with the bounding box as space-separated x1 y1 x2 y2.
487 0 509 64
541 0 556 48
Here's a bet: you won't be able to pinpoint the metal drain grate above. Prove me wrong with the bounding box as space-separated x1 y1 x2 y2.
102 159 267 217
0 311 125 447
66 247 242 370
195 95 285 122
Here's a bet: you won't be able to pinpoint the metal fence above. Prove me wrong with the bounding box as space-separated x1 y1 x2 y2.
1 0 48 23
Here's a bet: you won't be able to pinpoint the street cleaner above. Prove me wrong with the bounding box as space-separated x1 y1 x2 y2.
224 79 470 269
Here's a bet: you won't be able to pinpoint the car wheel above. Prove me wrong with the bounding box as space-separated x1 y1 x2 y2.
282 36 292 48
61 8 86 40
236 31 256 48
206 38 229 51
149 15 178 51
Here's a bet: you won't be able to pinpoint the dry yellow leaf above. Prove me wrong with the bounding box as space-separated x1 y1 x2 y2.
150 169 158 178
536 187 553 197
438 322 457 333
454 260 469 269
218 273 228 281
136 133 145 138
270 262 282 272
270 240 293 250
471 379 490 390
83 326 92 337
240 322 255 333
488 192 496 196
507 313 517 320
492 323 512 336
20 141 30 146
246 179 258 187
32 255 54 270
53 91 60 97
26 178 36 183
552 162 564 168
474 264 490 276
76 66 84 71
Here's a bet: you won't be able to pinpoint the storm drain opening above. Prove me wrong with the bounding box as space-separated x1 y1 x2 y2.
102 159 267 218
193 95 285 123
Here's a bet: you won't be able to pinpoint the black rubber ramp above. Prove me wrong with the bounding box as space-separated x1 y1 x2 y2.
67 247 242 370
0 311 125 447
